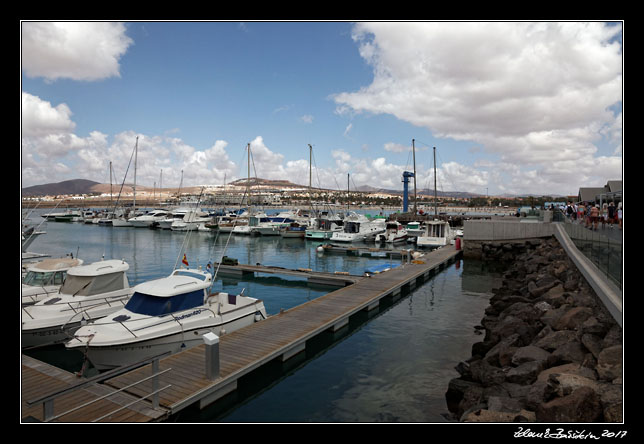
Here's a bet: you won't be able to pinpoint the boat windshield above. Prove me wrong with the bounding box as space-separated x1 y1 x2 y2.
125 289 204 316
23 271 65 286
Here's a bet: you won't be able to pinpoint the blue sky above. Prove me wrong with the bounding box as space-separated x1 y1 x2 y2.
21 21 622 196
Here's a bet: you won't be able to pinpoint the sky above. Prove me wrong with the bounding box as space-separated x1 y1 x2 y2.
21 21 623 196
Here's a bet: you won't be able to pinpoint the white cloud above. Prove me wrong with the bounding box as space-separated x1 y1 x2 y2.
21 22 133 81
21 93 241 188
300 114 314 124
333 22 623 194
21 91 75 138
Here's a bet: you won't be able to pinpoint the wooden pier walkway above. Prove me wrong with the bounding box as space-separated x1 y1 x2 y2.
22 245 461 422
21 355 170 422
101 246 461 419
212 262 364 286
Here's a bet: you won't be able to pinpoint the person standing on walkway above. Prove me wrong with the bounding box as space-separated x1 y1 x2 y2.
601 202 608 229
590 204 600 231
617 202 622 230
607 201 615 228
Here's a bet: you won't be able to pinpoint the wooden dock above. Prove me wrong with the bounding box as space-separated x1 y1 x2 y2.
21 355 170 422
212 262 364 286
22 245 461 422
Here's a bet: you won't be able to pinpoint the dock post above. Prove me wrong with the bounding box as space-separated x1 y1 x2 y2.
203 332 220 380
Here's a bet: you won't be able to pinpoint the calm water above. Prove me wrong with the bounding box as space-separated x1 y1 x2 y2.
22 209 504 423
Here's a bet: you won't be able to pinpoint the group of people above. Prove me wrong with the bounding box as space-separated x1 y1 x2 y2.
565 201 622 231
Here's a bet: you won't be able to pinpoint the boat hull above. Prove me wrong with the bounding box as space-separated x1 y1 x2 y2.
305 230 334 239
72 308 265 370
22 321 83 348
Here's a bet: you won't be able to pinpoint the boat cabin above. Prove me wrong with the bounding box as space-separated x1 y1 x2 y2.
123 270 211 317
23 258 82 287
424 221 449 238
58 260 129 297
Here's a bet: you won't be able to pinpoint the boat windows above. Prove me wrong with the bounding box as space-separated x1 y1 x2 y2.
23 271 65 286
125 289 205 316
344 222 360 233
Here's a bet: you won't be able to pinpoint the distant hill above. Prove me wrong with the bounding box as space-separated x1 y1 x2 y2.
22 177 484 198
22 179 102 197
228 177 304 188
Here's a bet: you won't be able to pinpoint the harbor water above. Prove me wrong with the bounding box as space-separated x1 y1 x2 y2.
22 209 505 422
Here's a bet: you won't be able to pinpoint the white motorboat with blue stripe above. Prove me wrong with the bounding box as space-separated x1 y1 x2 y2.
66 267 267 370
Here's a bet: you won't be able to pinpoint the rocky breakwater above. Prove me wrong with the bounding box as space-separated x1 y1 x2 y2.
446 237 622 422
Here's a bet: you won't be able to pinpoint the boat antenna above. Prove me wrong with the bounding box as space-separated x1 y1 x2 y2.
412 138 417 215
433 146 438 219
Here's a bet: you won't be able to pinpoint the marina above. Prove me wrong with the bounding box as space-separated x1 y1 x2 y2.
22 243 461 422
21 209 483 422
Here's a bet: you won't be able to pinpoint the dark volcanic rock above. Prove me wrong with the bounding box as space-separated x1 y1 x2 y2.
445 237 622 423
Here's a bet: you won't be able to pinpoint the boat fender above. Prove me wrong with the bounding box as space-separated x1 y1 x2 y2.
316 246 324 253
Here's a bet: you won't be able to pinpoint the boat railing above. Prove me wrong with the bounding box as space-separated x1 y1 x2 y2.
81 306 220 340
26 351 173 422
22 293 131 321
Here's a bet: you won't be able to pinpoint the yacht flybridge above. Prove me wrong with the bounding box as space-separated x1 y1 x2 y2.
66 267 267 370
21 259 132 348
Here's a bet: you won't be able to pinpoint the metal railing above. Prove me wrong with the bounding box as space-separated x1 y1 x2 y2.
561 216 623 290
26 352 172 422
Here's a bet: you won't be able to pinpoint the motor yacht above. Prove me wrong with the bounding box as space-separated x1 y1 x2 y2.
66 268 267 370
170 209 213 231
330 212 386 243
22 259 133 348
129 210 170 228
305 212 344 240
416 220 456 248
375 221 408 243
22 257 83 306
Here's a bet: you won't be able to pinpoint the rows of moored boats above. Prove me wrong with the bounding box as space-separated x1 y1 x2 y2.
24 206 461 371
42 206 461 246
21 257 267 370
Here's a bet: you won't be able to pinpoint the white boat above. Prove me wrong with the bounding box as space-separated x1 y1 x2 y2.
170 209 212 231
158 207 191 230
405 221 424 239
21 259 133 348
330 212 386 243
250 213 293 236
416 220 456 248
305 212 344 240
375 221 408 243
129 209 170 228
65 268 267 370
22 257 83 306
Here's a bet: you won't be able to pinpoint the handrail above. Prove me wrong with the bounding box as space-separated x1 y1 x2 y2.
27 351 172 422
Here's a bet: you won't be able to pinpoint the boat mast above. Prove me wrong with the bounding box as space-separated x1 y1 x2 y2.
347 173 350 211
412 139 417 215
433 146 438 218
133 136 138 213
308 144 314 212
109 161 113 207
246 143 252 209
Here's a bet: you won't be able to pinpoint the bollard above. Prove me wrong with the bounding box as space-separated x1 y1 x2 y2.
203 332 220 380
